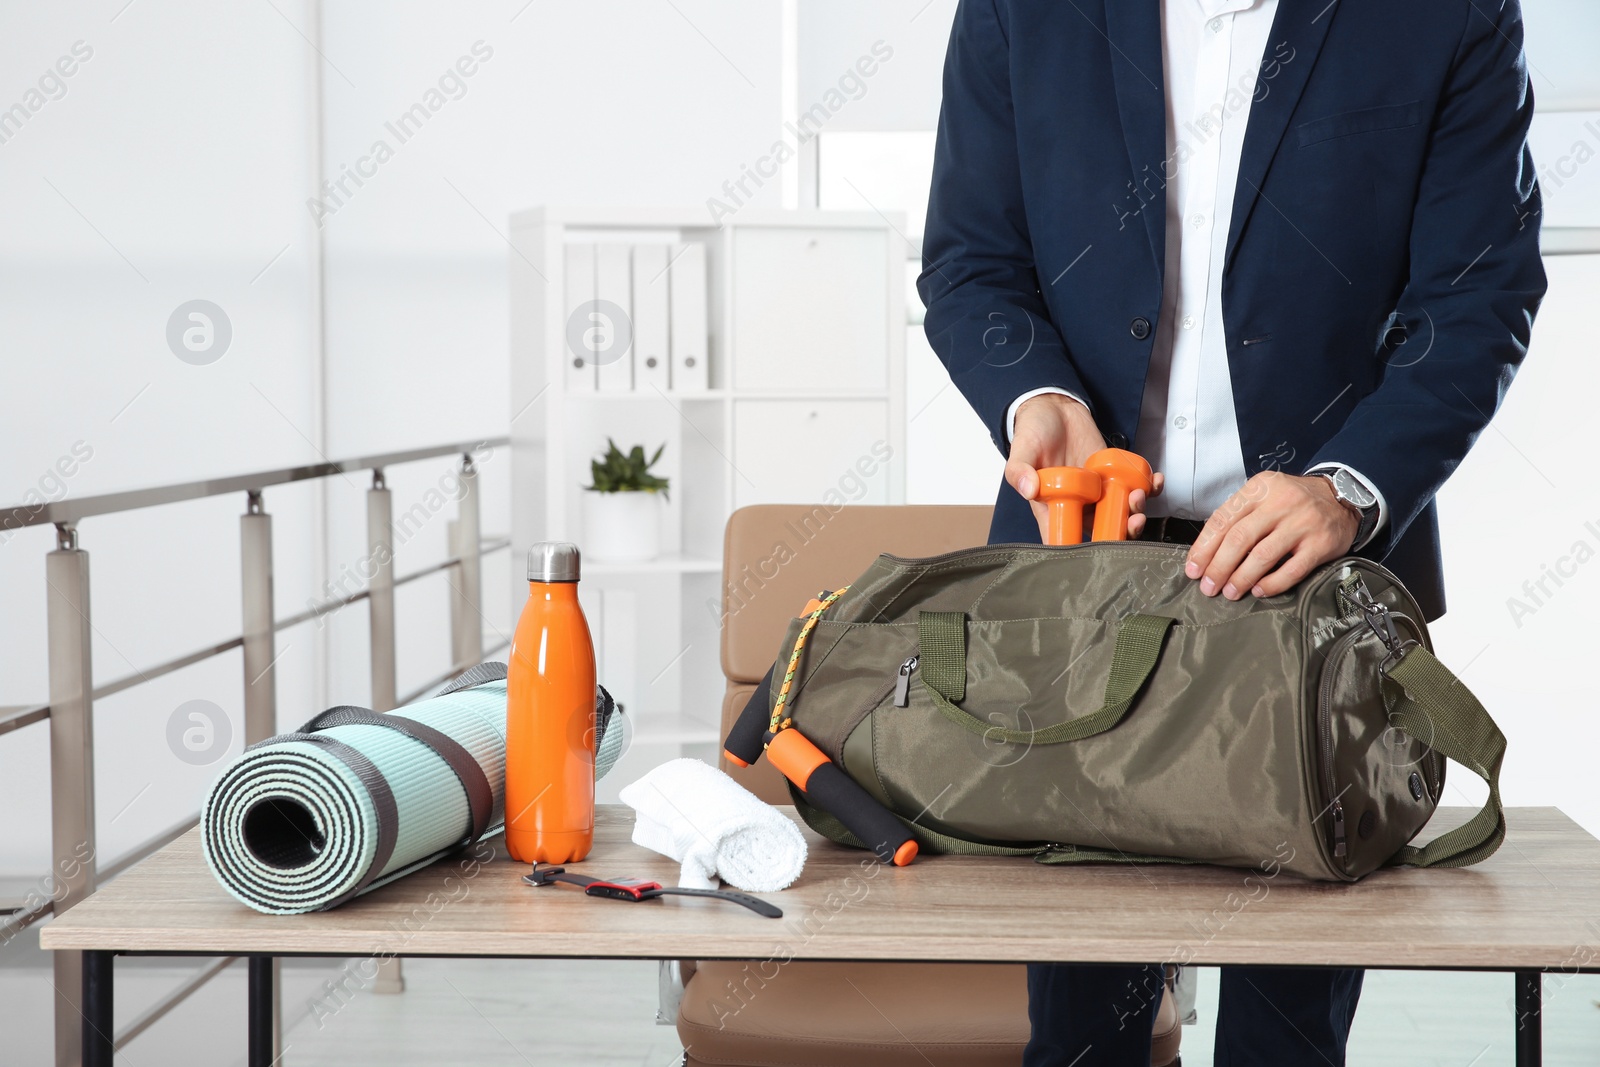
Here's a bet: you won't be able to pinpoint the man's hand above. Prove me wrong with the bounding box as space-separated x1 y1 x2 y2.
1185 472 1360 599
1006 394 1163 540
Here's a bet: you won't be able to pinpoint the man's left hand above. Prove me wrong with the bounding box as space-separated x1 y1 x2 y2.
1184 472 1360 600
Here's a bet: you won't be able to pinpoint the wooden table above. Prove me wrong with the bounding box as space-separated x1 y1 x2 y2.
42 805 1600 1066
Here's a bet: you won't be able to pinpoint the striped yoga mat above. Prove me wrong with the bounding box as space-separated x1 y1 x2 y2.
202 663 625 914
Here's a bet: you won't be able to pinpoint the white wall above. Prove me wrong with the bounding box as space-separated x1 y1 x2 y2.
1432 253 1600 835
0 0 324 876
797 0 958 132
1522 0 1600 109
314 1 785 700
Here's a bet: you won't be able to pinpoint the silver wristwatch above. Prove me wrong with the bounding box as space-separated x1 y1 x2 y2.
1315 467 1379 549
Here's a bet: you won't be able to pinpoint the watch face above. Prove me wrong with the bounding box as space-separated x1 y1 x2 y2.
1333 469 1376 509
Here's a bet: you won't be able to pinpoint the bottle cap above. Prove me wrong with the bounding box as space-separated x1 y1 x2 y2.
528 542 581 582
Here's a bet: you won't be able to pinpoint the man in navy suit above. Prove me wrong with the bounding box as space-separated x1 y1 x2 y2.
919 0 1544 1063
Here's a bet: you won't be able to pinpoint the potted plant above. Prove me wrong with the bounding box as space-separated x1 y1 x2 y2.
582 438 670 562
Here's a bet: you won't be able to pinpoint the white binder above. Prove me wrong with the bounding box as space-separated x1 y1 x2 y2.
631 243 672 392
564 243 597 394
594 243 634 392
668 241 709 392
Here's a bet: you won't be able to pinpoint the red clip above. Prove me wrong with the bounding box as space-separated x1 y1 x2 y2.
583 878 663 901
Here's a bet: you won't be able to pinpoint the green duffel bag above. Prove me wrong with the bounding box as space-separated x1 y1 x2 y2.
763 541 1506 882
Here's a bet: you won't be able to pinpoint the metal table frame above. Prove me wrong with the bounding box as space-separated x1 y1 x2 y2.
78 950 1569 1067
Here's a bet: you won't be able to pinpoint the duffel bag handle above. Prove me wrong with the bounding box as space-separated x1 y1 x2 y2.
916 611 1175 745
1382 644 1507 869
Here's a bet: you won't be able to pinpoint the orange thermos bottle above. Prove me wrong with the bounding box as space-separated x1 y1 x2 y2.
505 542 597 864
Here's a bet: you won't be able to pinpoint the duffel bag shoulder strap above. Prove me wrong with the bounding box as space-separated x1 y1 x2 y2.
917 610 1176 745
1383 644 1507 869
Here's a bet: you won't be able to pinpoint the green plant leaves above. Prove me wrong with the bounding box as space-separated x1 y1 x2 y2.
586 437 670 499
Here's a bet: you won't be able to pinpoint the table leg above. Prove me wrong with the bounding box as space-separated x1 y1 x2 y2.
81 950 114 1067
1515 970 1541 1067
248 956 277 1067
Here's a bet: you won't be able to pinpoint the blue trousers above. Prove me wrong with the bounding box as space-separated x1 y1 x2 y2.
1024 963 1364 1066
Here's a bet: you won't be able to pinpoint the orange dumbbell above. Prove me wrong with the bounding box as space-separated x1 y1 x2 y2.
1085 448 1154 541
1036 467 1103 546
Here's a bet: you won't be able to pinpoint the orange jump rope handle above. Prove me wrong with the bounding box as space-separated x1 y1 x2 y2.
1035 467 1104 546
1085 449 1154 542
766 728 919 866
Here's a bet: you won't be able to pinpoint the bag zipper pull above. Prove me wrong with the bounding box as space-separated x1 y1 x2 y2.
1345 576 1403 652
1331 800 1348 859
893 654 919 707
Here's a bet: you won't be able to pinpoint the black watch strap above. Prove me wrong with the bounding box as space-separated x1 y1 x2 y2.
525 867 782 918
650 886 782 918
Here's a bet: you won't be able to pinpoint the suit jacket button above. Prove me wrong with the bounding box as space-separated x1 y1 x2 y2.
1129 316 1151 340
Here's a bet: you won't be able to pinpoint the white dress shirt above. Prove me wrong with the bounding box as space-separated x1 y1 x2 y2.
1006 0 1387 547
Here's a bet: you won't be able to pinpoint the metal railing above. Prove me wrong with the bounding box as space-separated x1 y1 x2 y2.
0 437 510 1067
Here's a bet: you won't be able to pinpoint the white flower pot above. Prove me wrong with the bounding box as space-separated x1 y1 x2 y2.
582 491 663 563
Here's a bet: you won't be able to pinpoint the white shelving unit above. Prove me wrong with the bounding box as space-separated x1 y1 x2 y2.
508 206 907 767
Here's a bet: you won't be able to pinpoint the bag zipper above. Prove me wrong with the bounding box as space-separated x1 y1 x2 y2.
1317 625 1361 866
879 538 1181 567
1318 575 1428 870
893 654 919 707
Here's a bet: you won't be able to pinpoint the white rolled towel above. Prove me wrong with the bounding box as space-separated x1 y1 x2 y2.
618 758 807 893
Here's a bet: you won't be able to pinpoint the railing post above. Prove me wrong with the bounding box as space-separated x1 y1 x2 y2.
365 470 406 995
448 453 483 671
238 492 283 1056
48 522 95 1067
240 492 277 744
367 470 397 713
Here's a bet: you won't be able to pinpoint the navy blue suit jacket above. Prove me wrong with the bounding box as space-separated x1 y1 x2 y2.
918 0 1546 620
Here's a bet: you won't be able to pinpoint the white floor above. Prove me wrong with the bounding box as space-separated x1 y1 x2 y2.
2 924 1597 1065
1185 967 1600 1066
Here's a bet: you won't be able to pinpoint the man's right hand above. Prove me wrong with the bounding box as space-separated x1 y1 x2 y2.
1004 393 1163 541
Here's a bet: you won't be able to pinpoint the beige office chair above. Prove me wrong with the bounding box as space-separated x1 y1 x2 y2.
675 504 1181 1067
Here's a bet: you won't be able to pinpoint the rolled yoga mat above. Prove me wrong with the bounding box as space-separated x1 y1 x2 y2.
202 663 626 914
